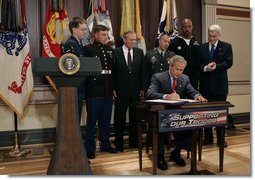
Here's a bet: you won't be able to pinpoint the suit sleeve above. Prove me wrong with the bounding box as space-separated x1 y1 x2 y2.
63 41 79 56
141 51 149 91
146 74 165 99
184 76 200 98
214 43 233 72
83 45 91 57
137 49 144 91
197 46 207 72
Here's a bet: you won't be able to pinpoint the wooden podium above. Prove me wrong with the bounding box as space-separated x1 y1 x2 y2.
34 56 102 175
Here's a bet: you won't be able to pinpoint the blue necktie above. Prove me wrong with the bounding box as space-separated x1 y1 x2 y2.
210 44 215 60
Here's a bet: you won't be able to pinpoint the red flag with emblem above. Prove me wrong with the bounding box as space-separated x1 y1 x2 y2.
41 1 70 91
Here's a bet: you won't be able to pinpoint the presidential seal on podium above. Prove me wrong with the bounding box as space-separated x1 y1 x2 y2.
58 53 80 75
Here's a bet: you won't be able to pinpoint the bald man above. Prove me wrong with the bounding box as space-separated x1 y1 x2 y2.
168 18 200 90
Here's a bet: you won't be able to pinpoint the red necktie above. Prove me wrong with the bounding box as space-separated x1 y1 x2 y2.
172 78 177 92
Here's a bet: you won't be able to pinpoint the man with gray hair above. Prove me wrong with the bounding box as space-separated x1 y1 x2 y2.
147 55 207 170
113 30 145 151
198 24 233 147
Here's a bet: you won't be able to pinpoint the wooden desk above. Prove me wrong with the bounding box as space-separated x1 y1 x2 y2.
130 101 234 175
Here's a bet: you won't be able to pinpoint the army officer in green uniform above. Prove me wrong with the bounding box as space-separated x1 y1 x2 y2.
143 33 175 90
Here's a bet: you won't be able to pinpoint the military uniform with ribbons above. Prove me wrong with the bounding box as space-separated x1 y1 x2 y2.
143 48 175 90
83 40 115 156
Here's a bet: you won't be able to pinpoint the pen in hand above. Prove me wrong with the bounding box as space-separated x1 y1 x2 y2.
166 90 180 100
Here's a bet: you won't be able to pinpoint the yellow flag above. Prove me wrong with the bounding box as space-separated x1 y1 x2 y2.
120 0 135 36
165 0 170 32
135 0 142 40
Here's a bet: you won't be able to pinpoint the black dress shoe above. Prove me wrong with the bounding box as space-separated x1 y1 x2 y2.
217 141 228 147
116 146 124 152
157 157 168 170
226 124 236 129
169 154 186 166
101 147 118 153
202 140 213 145
129 144 138 148
87 152 95 159
170 139 176 148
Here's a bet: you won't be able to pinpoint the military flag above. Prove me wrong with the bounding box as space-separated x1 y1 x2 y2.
0 0 33 119
135 0 146 54
157 0 178 40
84 0 115 46
41 0 70 91
120 0 135 36
120 0 146 52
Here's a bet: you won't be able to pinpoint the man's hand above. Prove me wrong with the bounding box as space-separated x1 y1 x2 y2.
165 92 180 100
195 95 207 102
206 62 216 71
139 90 145 101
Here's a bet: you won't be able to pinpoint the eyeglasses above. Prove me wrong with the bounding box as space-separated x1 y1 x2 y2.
77 27 87 32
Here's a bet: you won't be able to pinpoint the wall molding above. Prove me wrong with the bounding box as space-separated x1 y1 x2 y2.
204 0 250 9
0 113 250 148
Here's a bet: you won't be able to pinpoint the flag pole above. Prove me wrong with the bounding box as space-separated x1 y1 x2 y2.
3 112 31 158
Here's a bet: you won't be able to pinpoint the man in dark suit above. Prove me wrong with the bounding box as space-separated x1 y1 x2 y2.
198 24 233 147
113 31 145 151
62 17 87 121
168 18 200 90
146 55 207 170
84 25 117 159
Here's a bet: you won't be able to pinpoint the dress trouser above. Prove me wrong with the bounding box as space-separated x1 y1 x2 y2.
158 131 192 156
77 80 86 121
114 95 138 148
204 95 227 143
85 97 113 153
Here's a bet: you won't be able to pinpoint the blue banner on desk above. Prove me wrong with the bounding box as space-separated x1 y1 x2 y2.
158 108 228 132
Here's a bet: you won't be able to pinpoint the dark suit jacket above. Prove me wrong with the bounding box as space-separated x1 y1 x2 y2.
63 36 84 56
146 71 200 100
113 47 144 100
198 40 233 97
63 35 86 118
